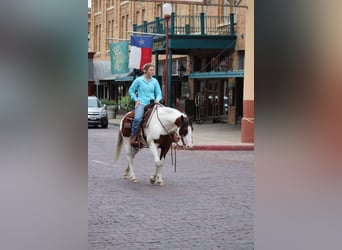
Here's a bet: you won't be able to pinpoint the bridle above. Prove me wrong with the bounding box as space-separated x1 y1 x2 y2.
156 106 190 147
155 106 192 172
177 117 192 146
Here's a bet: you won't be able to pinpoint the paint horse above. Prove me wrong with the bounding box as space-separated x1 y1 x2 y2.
114 104 193 185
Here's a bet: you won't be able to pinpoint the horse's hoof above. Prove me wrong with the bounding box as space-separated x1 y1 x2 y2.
132 178 139 183
157 181 164 186
123 174 129 179
149 176 156 184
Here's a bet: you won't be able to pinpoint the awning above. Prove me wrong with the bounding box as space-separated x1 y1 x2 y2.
115 75 134 82
93 61 132 84
189 70 244 79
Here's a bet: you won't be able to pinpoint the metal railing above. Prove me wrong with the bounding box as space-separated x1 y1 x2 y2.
133 13 234 36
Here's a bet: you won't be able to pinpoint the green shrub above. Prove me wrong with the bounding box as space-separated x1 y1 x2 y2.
100 99 117 106
120 95 133 112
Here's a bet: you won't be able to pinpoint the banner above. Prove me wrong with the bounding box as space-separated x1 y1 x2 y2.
128 36 153 70
109 41 129 74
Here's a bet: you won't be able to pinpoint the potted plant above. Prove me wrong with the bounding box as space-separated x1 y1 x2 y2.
120 95 133 113
100 99 118 119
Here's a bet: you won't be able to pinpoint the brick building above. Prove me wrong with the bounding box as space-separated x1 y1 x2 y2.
88 0 254 142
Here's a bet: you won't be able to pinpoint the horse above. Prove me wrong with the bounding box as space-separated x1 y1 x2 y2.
114 104 193 185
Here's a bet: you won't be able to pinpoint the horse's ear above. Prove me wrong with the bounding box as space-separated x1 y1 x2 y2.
175 116 184 127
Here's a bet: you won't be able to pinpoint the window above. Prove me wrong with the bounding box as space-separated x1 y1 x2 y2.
191 5 200 34
95 24 101 52
121 15 128 39
125 15 128 39
157 4 162 17
106 0 114 9
121 16 125 38
223 0 237 24
142 9 145 22
136 11 140 24
95 0 101 13
106 19 114 50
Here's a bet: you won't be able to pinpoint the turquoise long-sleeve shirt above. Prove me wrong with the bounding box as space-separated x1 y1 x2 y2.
128 75 162 106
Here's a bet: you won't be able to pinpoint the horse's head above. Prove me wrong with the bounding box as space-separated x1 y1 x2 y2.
175 115 193 149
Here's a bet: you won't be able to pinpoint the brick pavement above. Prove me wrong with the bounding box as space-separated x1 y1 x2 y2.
88 127 254 249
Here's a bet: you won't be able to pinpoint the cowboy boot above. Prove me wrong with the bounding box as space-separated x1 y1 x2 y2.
130 135 138 147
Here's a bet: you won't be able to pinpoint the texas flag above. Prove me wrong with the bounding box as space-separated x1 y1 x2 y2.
128 35 153 70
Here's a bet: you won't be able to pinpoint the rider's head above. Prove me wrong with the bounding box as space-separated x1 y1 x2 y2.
143 63 154 76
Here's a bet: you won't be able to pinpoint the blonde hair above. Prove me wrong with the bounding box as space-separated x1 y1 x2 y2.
143 63 154 73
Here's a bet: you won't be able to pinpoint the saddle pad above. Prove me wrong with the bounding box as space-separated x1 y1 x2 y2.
120 105 157 137
121 111 134 137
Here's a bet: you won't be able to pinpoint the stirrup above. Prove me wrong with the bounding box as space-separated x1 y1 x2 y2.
130 135 138 147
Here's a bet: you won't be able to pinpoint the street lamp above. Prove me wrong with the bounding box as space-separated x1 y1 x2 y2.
163 3 172 106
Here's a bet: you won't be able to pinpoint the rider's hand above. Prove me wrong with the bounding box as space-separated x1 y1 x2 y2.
135 101 140 107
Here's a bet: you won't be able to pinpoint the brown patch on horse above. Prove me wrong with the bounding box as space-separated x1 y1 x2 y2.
174 115 184 127
175 115 192 137
178 118 192 137
154 133 177 160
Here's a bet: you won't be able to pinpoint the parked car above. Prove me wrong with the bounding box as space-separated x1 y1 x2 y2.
88 96 108 128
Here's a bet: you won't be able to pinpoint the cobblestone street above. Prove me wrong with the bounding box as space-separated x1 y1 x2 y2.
88 126 254 249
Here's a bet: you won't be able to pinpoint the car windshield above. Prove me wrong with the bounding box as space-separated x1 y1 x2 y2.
88 98 101 108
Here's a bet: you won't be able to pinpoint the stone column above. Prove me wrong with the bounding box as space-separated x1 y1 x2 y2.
241 0 254 142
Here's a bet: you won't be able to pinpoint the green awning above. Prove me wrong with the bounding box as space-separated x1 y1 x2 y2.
115 76 133 82
93 61 132 84
189 70 244 79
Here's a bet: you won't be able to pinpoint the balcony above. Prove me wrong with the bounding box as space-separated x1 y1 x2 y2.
133 13 237 54
133 13 235 36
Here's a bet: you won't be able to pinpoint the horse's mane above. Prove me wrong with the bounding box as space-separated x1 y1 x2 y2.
158 106 186 117
144 105 188 134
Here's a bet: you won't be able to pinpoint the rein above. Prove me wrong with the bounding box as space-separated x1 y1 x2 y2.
156 106 183 173
155 106 182 143
170 144 177 173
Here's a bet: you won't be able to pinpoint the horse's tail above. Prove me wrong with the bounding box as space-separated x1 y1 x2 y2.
114 131 123 162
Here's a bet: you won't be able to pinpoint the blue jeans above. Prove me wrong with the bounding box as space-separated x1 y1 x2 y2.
131 104 145 136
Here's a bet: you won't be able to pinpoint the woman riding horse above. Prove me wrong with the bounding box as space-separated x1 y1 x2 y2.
128 63 162 147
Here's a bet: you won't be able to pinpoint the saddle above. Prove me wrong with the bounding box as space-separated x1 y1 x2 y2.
121 103 156 148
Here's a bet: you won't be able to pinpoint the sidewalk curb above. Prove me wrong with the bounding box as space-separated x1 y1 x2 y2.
191 145 254 151
176 145 254 151
109 120 254 151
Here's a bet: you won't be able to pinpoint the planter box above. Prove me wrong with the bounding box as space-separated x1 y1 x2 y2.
105 106 118 119
228 106 236 125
